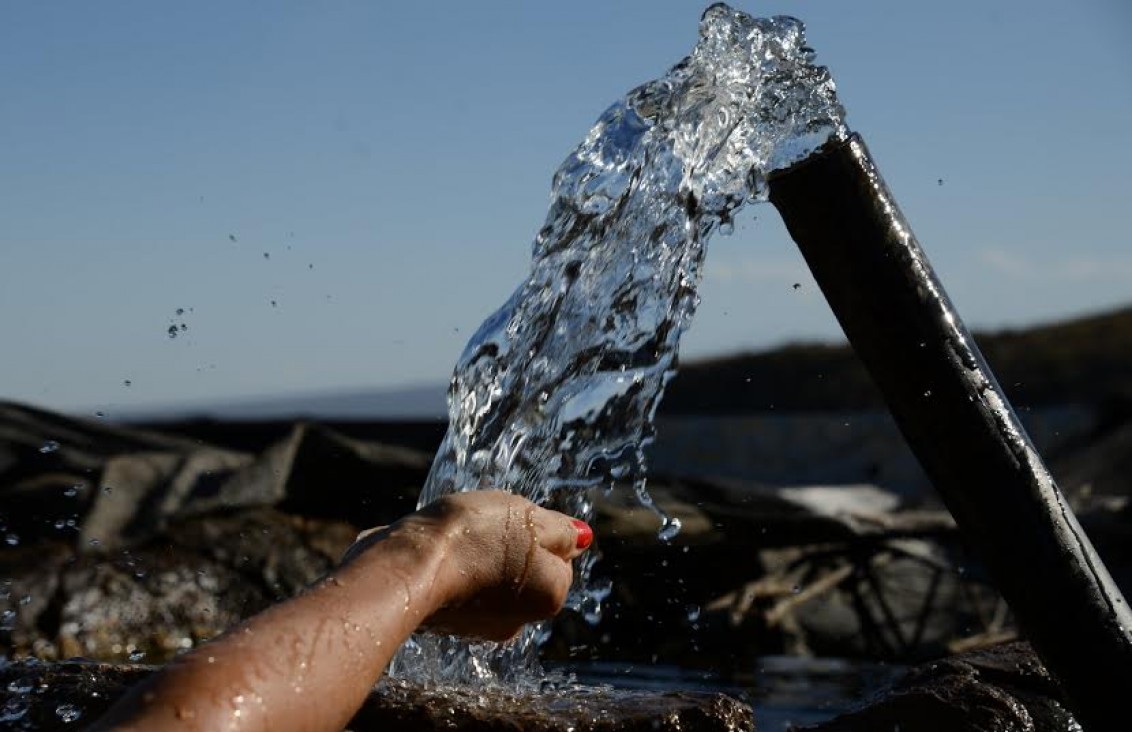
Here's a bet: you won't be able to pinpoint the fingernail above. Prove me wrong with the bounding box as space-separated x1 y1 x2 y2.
571 519 593 550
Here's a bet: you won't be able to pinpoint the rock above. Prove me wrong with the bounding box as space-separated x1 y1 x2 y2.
557 477 1000 667
1 401 431 662
1 509 357 662
0 401 429 552
0 660 755 732
1054 417 1132 504
797 642 1078 732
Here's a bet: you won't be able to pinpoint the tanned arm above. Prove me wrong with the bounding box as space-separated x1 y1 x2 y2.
89 491 591 732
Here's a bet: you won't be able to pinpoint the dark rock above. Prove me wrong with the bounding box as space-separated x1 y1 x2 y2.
554 478 1002 668
0 660 754 731
0 401 429 552
1054 418 1132 502
1 509 356 662
797 642 1078 732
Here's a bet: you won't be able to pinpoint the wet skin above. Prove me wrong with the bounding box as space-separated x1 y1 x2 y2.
89 491 590 732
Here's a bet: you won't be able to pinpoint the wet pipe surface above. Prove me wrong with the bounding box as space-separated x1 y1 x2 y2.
767 133 1132 732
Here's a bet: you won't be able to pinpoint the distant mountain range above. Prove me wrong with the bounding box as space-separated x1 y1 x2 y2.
131 304 1131 421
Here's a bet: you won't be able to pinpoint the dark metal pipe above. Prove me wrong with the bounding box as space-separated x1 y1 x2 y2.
767 133 1132 731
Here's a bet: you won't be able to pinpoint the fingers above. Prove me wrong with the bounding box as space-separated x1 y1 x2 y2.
532 507 592 560
429 549 574 642
520 549 574 616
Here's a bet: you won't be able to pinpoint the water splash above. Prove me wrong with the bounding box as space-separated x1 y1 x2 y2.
391 3 845 687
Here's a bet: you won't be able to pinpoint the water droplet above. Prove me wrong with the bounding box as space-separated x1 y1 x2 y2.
95 411 106 418
792 282 801 290
123 379 132 387
657 516 682 542
792 584 801 594
128 649 146 662
6 677 34 694
56 703 82 723
686 605 701 622
102 485 114 495
229 234 237 242
263 252 270 260
175 308 185 316
39 440 60 454
0 697 29 722
4 534 18 546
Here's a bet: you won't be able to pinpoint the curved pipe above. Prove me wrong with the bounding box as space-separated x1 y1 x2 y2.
767 133 1132 731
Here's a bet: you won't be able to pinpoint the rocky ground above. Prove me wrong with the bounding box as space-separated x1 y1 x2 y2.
2 399 1127 729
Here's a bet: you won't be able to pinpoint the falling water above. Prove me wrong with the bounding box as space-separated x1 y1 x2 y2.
390 3 847 687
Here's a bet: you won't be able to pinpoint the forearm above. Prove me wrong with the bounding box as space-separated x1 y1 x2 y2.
91 526 450 732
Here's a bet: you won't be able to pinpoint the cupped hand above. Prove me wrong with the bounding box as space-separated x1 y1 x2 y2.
345 490 592 642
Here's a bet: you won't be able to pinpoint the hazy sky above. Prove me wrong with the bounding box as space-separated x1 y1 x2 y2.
2 1 1129 416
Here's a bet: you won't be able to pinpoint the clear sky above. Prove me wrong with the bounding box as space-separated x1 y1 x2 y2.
2 0 1129 416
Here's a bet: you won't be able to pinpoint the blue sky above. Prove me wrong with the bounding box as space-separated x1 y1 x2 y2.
2 1 1129 416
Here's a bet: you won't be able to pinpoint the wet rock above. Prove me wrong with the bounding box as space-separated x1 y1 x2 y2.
1 509 356 662
0 401 428 552
797 642 1078 732
1 401 428 662
0 660 755 732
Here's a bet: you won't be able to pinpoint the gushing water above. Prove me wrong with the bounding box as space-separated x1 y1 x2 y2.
390 3 846 687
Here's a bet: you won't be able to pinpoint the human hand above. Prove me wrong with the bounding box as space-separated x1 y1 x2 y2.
345 491 592 642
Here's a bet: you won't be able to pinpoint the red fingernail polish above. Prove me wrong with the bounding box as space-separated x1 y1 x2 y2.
572 519 593 550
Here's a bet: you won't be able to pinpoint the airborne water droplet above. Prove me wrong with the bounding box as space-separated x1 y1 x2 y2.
657 516 682 542
39 440 60 454
55 703 82 723
0 697 29 722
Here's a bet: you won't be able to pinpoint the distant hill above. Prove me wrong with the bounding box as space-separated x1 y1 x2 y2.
660 305 1132 414
127 304 1131 423
118 383 448 422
